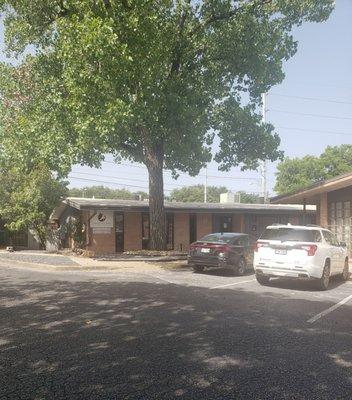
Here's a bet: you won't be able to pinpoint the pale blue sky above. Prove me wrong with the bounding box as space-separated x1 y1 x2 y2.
1 0 352 196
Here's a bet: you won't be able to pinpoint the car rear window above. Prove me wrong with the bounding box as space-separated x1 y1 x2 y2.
200 234 242 244
261 228 321 243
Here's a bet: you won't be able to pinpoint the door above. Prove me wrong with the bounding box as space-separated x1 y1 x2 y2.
189 214 197 244
115 213 124 253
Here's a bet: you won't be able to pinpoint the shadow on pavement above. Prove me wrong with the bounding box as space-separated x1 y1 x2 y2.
0 275 351 399
264 275 348 292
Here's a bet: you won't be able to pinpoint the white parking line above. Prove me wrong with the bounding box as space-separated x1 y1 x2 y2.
307 294 352 324
211 279 256 289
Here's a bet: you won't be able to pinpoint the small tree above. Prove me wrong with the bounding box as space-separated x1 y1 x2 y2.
0 0 334 249
0 165 68 248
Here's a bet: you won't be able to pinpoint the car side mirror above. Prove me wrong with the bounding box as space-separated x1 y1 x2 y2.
339 241 347 247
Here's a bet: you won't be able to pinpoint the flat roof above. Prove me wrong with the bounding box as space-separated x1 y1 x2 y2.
271 171 352 204
63 197 315 214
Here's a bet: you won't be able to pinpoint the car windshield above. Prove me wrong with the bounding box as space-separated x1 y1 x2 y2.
199 234 241 244
261 228 321 243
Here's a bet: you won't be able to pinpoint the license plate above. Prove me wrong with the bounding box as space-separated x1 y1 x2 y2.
275 249 287 255
201 248 210 253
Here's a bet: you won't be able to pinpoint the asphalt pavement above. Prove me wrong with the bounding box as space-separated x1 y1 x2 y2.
0 262 351 399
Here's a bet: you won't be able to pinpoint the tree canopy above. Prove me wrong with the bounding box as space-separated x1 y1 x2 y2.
0 0 334 249
274 145 352 195
168 185 260 203
0 165 68 247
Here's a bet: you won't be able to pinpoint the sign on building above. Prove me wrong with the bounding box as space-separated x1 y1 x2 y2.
90 211 114 228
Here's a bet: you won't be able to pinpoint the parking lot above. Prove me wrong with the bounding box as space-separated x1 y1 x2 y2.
0 260 351 399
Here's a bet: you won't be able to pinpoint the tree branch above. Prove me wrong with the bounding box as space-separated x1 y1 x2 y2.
190 0 272 36
168 0 191 77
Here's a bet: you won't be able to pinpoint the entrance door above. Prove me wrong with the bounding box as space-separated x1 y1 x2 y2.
189 214 197 244
115 213 124 252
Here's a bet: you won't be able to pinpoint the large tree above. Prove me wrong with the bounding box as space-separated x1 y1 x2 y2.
0 0 334 249
275 145 352 195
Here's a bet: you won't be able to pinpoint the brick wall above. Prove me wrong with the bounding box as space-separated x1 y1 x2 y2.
196 213 213 239
82 210 116 254
124 212 142 251
174 213 190 251
232 214 245 232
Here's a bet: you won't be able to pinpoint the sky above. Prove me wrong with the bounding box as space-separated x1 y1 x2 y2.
1 0 352 197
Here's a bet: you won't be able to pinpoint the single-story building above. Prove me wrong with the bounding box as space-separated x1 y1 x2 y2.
52 197 315 254
271 171 352 252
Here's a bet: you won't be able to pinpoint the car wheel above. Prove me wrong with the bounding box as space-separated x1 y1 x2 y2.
341 258 349 281
256 273 270 285
236 258 246 276
316 263 330 291
193 265 204 273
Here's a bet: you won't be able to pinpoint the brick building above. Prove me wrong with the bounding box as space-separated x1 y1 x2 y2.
271 171 352 253
52 198 315 254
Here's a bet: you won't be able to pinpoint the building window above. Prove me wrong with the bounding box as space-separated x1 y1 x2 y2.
166 213 174 250
142 213 150 250
213 215 233 233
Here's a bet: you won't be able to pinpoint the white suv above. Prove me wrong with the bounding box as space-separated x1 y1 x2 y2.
254 224 349 290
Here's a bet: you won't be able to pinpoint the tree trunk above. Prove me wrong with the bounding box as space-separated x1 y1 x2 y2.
145 146 166 250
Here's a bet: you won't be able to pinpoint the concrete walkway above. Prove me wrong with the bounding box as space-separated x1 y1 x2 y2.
0 250 182 272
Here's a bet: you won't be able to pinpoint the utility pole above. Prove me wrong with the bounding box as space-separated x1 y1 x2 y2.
261 93 268 203
204 165 208 203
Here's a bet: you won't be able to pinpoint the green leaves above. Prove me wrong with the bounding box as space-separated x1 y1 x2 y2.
213 97 283 171
274 145 352 195
0 165 68 245
0 0 335 178
168 184 261 204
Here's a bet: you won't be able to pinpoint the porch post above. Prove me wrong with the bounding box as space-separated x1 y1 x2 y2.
320 192 328 228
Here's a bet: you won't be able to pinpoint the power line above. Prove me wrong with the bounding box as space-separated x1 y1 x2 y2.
68 175 159 192
281 80 352 90
277 126 352 137
102 160 260 181
68 175 263 195
70 170 185 188
270 93 352 105
270 109 352 121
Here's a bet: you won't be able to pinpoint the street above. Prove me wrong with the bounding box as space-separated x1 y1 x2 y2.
0 263 351 400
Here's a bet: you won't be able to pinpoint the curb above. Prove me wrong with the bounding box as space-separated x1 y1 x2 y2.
0 257 173 272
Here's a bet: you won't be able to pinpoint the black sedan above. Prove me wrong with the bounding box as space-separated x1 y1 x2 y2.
188 232 254 275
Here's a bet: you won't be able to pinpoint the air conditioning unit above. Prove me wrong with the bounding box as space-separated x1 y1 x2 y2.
220 192 241 203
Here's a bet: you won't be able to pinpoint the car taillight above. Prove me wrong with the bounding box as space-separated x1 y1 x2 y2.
254 241 267 252
300 244 318 256
215 245 230 255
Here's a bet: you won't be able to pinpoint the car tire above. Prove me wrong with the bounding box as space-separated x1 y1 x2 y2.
236 258 246 276
341 258 349 281
316 262 330 291
256 274 270 285
193 265 204 273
